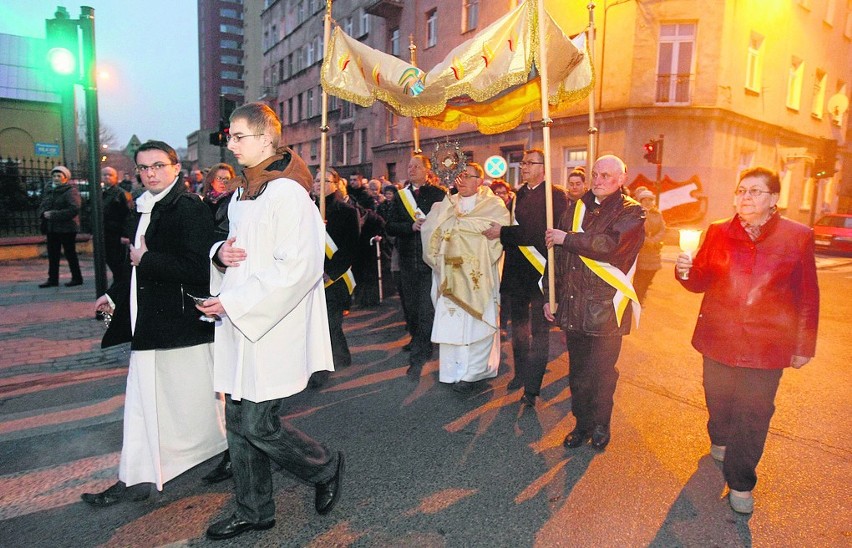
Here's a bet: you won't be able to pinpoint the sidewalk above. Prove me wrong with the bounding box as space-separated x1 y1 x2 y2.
0 257 128 383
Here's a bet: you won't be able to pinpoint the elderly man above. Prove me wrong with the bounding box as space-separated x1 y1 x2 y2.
198 103 343 541
422 162 510 392
102 166 134 283
545 154 645 450
483 149 568 407
37 165 83 287
83 141 226 506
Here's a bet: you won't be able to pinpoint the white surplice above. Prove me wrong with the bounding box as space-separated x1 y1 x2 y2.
118 182 227 490
211 179 333 403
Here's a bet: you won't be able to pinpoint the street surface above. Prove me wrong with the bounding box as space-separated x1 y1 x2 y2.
0 248 850 547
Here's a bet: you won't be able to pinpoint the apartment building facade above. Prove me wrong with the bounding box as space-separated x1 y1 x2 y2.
249 0 850 226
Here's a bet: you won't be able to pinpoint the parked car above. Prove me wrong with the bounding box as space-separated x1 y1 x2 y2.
813 213 852 256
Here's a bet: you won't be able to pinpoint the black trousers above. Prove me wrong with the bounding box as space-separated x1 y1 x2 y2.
632 268 659 304
225 395 337 523
325 282 352 369
565 332 623 429
702 356 782 492
104 230 128 283
398 262 434 368
46 232 82 282
509 290 549 395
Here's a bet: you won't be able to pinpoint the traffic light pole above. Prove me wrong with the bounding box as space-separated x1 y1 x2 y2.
79 7 107 297
655 134 664 207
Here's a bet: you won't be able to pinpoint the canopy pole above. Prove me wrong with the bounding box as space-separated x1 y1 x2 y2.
409 34 422 154
319 0 333 220
535 0 557 312
587 2 598 177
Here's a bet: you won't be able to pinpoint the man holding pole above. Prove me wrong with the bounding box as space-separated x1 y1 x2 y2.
483 149 567 407
544 154 645 451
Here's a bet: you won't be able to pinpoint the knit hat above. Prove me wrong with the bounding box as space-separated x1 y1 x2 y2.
51 165 71 180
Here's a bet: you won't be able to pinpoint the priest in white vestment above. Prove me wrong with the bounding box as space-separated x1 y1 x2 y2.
83 141 227 507
421 162 510 391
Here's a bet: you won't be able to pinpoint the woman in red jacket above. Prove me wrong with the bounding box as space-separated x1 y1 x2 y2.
676 167 819 515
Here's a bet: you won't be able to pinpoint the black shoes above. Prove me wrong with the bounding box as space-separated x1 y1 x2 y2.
315 451 345 515
202 451 233 484
520 392 537 408
563 427 592 449
65 279 83 287
406 365 422 379
206 513 275 541
81 480 150 507
39 280 58 288
453 380 486 394
308 370 331 389
591 424 611 450
507 377 523 391
402 340 413 351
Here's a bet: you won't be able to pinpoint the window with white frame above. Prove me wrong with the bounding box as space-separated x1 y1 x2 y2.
563 148 587 184
812 69 827 118
344 17 353 36
390 28 400 56
745 32 764 94
307 42 315 66
344 132 355 164
316 36 323 61
341 100 354 119
786 57 804 110
307 88 315 118
387 112 398 142
656 23 696 104
220 8 239 19
358 129 368 163
361 9 370 36
222 70 239 80
220 24 243 35
427 10 437 47
297 1 306 25
310 139 318 160
463 0 479 32
825 0 836 25
221 39 239 49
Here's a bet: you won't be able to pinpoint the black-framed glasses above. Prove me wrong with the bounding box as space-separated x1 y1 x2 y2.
136 162 177 174
214 175 232 182
226 133 264 143
519 161 544 166
734 188 774 197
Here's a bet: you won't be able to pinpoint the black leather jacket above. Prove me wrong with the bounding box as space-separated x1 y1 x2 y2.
551 190 645 336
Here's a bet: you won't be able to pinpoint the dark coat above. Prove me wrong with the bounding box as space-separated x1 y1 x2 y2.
499 182 568 295
385 183 446 270
37 183 81 233
322 192 360 285
102 184 133 234
678 214 819 369
102 182 216 350
551 190 645 336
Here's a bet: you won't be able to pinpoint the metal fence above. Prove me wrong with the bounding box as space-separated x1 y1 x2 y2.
0 157 94 237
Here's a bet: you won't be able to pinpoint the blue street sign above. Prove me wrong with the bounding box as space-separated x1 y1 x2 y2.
484 155 508 178
35 143 61 157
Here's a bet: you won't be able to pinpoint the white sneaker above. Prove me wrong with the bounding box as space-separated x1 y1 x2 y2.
729 489 754 514
710 444 726 462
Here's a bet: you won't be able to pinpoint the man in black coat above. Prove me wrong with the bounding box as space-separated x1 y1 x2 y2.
483 149 568 407
385 155 447 378
101 166 133 283
310 168 360 387
82 140 226 507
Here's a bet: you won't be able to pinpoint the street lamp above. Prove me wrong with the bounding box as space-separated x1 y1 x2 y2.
45 5 107 297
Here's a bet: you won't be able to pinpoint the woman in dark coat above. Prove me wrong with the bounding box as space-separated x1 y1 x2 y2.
201 163 236 241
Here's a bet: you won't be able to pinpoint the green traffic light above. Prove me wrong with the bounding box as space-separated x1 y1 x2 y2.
48 47 76 75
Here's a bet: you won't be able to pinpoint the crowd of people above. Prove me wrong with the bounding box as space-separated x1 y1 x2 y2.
68 103 819 538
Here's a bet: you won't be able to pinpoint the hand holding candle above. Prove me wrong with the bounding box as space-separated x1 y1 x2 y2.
678 229 702 280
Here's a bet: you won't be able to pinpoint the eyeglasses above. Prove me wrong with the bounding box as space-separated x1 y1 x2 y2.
214 176 231 182
226 133 264 143
519 161 544 166
734 188 774 197
459 173 480 179
136 162 177 174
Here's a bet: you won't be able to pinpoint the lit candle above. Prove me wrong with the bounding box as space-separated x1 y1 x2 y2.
678 229 702 280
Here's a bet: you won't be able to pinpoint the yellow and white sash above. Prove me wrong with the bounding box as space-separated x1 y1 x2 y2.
325 233 356 294
399 186 426 222
572 200 640 327
511 197 546 291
